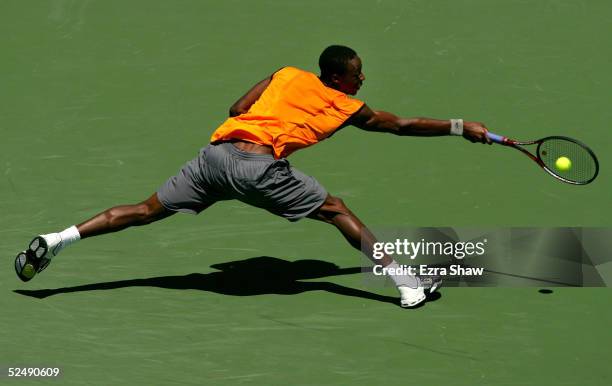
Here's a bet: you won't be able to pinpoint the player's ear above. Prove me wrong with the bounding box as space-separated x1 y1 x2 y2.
330 73 342 87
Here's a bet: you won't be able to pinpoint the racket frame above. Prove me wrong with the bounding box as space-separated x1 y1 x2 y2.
487 133 599 185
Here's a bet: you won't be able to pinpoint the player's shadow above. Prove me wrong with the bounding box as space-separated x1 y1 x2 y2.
14 256 440 308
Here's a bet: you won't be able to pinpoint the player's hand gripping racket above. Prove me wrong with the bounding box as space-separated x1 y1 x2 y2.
486 132 599 185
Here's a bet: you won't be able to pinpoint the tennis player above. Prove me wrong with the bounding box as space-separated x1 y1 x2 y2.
15 45 491 308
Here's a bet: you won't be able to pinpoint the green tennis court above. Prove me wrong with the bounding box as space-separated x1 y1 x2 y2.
2 1 611 384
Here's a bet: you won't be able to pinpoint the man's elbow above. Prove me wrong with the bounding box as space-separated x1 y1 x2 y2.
395 118 420 135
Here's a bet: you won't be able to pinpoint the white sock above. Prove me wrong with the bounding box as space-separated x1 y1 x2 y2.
385 261 419 289
59 225 81 247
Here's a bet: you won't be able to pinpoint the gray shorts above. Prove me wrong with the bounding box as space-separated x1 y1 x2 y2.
157 143 328 221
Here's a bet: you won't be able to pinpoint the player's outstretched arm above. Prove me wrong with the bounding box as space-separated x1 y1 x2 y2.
229 75 272 117
348 104 491 144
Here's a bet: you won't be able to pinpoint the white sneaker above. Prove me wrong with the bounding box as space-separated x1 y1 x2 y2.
398 285 426 308
14 233 61 282
29 233 64 260
418 275 443 293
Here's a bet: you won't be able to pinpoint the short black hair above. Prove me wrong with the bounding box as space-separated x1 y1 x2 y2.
319 45 357 78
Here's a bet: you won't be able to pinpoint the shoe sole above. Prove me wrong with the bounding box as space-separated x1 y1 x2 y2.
29 236 49 259
15 250 37 282
14 236 51 282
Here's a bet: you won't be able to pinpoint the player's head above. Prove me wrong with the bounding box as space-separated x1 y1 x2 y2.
319 45 365 95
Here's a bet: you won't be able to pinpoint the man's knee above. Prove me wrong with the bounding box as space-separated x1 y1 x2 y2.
135 196 169 224
106 196 166 226
310 194 351 222
325 195 349 212
134 202 155 223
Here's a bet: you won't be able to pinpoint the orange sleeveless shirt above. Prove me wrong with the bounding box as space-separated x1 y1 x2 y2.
210 66 364 159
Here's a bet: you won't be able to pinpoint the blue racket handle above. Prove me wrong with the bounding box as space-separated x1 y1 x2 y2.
486 132 507 144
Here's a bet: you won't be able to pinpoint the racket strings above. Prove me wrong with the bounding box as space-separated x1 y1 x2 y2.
538 138 598 184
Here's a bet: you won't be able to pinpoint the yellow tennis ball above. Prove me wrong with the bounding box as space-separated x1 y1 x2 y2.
555 156 572 171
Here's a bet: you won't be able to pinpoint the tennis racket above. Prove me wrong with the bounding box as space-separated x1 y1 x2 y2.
486 132 599 185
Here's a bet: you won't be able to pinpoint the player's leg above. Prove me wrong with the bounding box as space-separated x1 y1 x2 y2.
15 143 227 282
77 192 173 238
15 143 228 283
308 194 437 307
308 195 392 266
220 146 434 307
15 193 174 282
230 150 434 307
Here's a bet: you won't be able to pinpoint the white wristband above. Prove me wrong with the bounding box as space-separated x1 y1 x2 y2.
450 119 464 136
